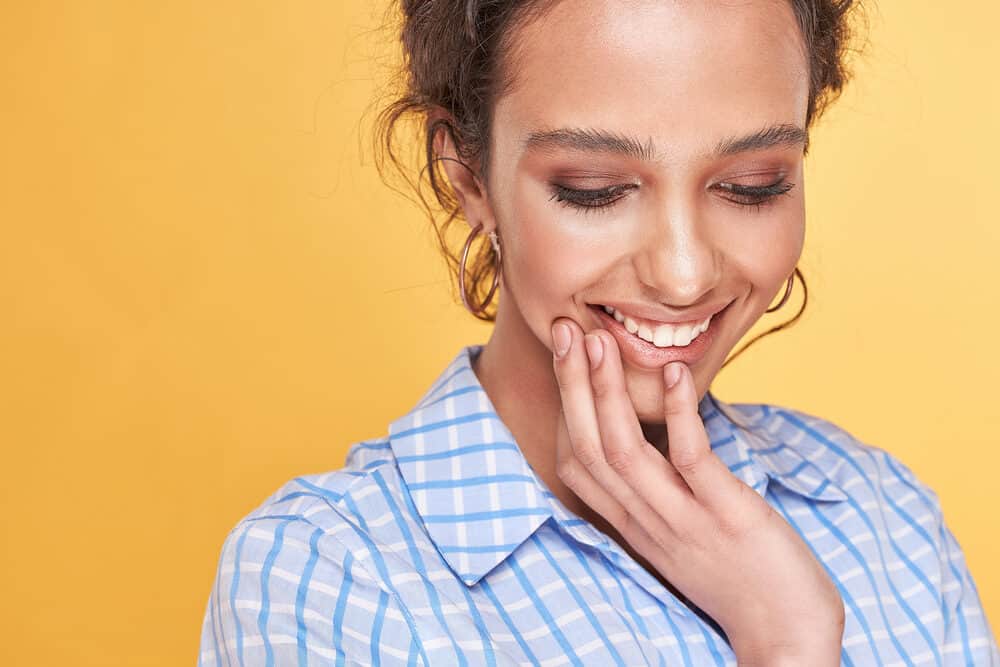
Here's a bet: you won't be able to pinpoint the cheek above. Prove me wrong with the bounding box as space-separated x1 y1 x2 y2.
505 185 610 307
721 202 805 292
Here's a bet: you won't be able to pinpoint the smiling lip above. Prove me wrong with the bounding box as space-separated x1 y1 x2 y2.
587 301 731 370
597 300 730 327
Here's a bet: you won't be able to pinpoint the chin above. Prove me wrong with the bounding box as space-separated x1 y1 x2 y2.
622 371 669 424
622 362 713 425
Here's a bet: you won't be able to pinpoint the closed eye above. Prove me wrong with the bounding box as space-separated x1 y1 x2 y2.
547 183 636 214
715 180 796 212
547 179 796 215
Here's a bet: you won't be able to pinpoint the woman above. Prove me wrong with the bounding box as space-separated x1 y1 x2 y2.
199 0 999 664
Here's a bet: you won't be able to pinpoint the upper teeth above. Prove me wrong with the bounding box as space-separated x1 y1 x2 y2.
602 305 713 348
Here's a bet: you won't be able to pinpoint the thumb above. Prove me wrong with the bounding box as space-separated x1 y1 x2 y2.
661 361 705 461
662 362 735 507
663 361 684 393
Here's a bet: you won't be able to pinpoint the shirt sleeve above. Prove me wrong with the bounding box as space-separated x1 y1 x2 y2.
889 450 1000 666
937 515 1000 666
198 515 425 666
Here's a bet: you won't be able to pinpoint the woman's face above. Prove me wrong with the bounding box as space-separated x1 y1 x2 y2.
483 0 810 423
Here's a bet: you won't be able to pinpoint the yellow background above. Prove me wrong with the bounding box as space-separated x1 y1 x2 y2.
2 2 997 664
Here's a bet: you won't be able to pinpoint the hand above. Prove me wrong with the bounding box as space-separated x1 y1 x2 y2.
550 319 845 665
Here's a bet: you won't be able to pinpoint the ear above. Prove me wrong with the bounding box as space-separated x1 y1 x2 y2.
429 109 498 234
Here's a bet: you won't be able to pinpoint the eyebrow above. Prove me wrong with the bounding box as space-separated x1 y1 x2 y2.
522 123 809 161
714 124 809 157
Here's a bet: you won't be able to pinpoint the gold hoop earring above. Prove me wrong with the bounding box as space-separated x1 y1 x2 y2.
459 222 501 317
766 270 796 313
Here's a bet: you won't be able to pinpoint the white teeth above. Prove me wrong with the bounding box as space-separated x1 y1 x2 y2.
673 325 694 346
602 305 714 348
653 326 673 347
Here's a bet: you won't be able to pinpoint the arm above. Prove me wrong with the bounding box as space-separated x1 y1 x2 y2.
198 516 424 666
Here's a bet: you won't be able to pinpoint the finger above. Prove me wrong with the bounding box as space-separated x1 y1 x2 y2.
553 405 628 529
662 361 743 512
585 330 691 496
552 319 671 535
555 403 671 557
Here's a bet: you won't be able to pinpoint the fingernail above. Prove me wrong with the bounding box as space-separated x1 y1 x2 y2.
584 334 604 369
552 322 571 358
664 362 683 389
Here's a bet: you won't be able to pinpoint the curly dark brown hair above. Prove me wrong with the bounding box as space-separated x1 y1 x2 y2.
371 0 868 367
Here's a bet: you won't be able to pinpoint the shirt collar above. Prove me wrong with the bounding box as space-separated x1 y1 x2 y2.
699 392 849 503
388 344 846 586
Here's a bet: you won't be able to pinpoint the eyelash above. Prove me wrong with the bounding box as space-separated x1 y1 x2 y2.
547 180 796 214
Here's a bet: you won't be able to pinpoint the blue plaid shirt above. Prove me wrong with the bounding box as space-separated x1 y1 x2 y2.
200 344 999 666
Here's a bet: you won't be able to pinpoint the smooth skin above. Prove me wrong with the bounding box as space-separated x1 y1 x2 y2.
435 0 844 663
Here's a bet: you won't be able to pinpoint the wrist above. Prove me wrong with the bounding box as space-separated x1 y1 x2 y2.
731 609 844 667
734 640 841 667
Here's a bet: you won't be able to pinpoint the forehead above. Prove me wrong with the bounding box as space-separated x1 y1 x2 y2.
494 0 809 162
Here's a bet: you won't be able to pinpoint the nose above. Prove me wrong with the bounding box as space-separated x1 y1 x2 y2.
632 200 721 307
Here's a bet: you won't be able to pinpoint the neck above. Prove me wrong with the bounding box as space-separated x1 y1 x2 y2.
472 292 566 502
